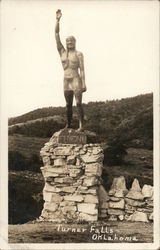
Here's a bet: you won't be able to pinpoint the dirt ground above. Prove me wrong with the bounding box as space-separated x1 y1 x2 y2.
8 221 153 243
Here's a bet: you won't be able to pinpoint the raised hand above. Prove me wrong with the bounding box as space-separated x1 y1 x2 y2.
56 9 62 21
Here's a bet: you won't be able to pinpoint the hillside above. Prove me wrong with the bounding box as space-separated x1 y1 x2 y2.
9 93 153 149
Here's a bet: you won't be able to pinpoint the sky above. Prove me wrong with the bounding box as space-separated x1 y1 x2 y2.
1 0 159 117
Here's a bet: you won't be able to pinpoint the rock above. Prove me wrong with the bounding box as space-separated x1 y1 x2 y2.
109 196 121 202
109 199 125 209
69 169 82 178
98 185 109 202
54 158 66 166
83 177 98 187
109 189 128 198
85 163 102 176
44 203 58 212
62 186 76 193
125 198 145 207
42 156 51 166
64 195 84 202
148 212 153 221
78 203 98 215
84 195 98 204
142 185 153 198
118 215 124 221
61 206 77 214
67 155 76 165
43 191 52 202
127 211 148 222
60 201 75 207
44 183 61 193
80 152 104 163
77 187 97 195
92 147 103 155
125 190 144 201
137 208 153 213
131 178 141 191
54 177 73 184
110 176 127 190
53 147 72 156
51 194 63 203
79 213 98 221
41 167 60 178
108 209 124 216
42 166 68 175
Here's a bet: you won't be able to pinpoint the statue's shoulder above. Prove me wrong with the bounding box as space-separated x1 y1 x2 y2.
76 51 84 59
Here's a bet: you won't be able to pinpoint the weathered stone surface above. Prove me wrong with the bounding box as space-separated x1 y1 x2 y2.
84 195 98 204
131 178 141 191
67 155 76 165
43 191 52 202
79 213 98 221
78 203 98 215
98 185 109 202
64 195 84 202
118 215 124 221
44 183 61 193
44 203 58 212
62 186 76 193
41 167 60 178
83 177 98 187
80 152 104 163
54 177 73 184
92 147 103 155
42 166 68 175
69 169 82 178
60 201 76 207
110 176 127 190
109 199 125 209
127 211 148 222
53 147 72 156
42 156 51 165
142 185 153 198
125 198 145 207
51 194 63 203
126 191 144 201
109 196 121 202
85 163 102 176
54 129 87 144
109 189 128 198
108 209 125 216
54 158 66 166
137 208 153 213
61 206 77 213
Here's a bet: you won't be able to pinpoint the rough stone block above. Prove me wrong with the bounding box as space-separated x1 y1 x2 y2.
53 147 72 156
61 206 77 214
125 198 146 207
84 195 99 204
79 213 98 221
44 203 59 212
83 177 98 187
69 169 82 178
142 185 153 198
108 209 124 216
109 199 125 209
54 158 66 166
126 191 144 201
64 195 84 202
77 203 98 215
85 163 102 176
80 152 104 163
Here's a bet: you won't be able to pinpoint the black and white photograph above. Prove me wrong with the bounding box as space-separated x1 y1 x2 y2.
0 0 159 249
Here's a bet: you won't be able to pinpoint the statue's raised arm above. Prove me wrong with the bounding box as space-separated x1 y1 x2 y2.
55 10 65 54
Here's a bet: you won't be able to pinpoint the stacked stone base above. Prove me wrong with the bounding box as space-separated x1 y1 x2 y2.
40 129 104 222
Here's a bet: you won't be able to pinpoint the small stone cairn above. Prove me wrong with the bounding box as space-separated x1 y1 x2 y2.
39 129 104 222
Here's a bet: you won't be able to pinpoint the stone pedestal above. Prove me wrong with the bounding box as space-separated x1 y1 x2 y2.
40 129 104 222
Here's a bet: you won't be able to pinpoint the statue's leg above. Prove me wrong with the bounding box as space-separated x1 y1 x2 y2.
75 91 84 131
64 90 73 128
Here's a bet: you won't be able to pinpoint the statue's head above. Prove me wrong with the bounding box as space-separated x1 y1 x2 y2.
66 36 76 50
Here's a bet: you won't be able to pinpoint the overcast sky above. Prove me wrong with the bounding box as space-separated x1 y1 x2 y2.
1 0 159 117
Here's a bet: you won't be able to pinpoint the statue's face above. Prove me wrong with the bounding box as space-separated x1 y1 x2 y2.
66 36 76 49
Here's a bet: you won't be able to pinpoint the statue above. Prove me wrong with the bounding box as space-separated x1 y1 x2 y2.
55 10 87 132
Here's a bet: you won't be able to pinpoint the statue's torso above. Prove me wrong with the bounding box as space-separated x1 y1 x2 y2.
60 51 82 92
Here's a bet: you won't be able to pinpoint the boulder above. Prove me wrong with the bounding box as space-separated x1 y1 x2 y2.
127 211 148 222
